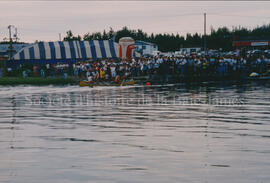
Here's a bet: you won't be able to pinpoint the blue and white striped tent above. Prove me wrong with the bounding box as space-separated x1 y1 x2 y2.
12 40 119 64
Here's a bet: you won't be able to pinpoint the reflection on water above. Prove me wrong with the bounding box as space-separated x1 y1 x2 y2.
0 81 270 183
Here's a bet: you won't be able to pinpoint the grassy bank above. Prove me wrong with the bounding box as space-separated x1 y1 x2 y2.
0 77 79 86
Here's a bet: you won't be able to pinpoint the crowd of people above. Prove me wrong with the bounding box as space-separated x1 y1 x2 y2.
3 52 270 83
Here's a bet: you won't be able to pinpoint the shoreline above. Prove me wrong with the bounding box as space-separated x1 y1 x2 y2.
0 77 79 86
0 75 269 86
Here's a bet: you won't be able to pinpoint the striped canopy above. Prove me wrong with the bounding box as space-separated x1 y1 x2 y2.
12 40 119 63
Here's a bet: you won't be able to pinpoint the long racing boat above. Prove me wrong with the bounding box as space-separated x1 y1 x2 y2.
79 79 135 87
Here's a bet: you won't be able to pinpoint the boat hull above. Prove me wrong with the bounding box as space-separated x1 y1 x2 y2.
79 79 135 87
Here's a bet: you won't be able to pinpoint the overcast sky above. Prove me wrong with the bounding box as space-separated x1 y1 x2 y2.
0 1 270 43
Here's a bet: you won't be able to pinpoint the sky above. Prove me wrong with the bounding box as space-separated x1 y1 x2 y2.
0 1 270 43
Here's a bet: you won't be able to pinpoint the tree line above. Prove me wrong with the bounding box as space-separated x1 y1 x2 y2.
63 24 270 52
2 24 269 52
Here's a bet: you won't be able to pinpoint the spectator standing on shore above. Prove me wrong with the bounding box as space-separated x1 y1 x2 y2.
33 65 39 77
0 68 3 77
40 68 45 78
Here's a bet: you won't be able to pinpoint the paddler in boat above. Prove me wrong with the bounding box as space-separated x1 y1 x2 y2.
114 75 121 84
87 74 95 84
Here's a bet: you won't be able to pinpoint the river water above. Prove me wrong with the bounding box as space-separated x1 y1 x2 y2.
0 81 270 183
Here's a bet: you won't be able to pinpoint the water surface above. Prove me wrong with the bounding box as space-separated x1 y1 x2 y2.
0 81 270 183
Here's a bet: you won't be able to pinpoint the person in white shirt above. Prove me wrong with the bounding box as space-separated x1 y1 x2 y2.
87 75 94 83
110 64 116 78
157 57 163 64
86 70 90 78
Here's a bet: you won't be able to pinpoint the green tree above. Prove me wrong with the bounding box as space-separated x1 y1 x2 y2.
61 23 270 52
63 30 81 41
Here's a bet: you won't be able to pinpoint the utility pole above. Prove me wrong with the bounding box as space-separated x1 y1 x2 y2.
59 33 62 41
204 13 207 55
8 25 14 61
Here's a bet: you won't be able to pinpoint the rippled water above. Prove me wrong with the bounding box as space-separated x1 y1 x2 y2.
0 81 270 183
